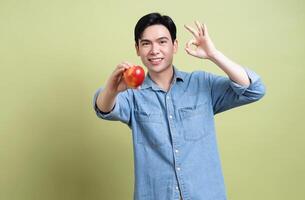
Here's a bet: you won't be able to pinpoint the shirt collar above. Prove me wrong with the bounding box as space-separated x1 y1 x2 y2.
140 66 185 91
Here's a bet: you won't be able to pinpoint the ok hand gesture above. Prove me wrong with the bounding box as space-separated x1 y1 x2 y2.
184 21 218 59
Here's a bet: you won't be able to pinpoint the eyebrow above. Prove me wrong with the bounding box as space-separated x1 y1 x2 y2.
140 37 170 43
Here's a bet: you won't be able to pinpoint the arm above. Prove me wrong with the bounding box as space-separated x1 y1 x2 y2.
96 62 132 113
184 21 250 86
209 51 250 86
97 89 118 113
93 62 137 124
206 69 265 114
185 21 265 113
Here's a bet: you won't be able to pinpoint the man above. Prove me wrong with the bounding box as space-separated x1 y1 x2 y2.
93 12 265 200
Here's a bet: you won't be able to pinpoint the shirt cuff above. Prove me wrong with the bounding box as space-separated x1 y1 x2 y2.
229 68 261 95
93 87 117 119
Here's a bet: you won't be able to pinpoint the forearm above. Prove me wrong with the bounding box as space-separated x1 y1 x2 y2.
209 50 250 86
96 88 118 113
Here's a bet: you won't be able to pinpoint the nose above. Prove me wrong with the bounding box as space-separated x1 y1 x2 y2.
150 43 160 55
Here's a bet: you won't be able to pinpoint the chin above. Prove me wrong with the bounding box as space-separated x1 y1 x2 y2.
148 65 166 73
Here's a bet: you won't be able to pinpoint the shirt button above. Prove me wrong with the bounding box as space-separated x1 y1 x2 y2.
169 115 173 119
175 186 179 190
177 167 181 171
175 149 179 153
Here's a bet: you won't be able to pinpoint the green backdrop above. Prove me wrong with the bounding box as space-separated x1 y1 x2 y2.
1 0 304 199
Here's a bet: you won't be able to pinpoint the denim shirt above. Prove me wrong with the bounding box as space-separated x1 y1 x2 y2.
93 67 265 200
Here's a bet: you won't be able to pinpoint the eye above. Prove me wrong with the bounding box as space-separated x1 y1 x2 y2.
160 40 167 44
141 42 150 46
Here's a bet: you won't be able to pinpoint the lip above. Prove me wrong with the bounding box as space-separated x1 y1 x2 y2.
148 58 164 65
148 57 164 61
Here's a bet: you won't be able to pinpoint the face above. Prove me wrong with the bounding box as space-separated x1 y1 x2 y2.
136 25 178 75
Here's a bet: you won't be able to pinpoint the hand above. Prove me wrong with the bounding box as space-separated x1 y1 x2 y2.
184 21 218 59
104 62 138 94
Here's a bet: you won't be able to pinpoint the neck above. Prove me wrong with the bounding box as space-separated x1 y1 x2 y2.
149 66 174 92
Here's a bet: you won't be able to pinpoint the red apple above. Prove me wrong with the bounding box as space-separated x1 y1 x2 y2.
123 65 145 88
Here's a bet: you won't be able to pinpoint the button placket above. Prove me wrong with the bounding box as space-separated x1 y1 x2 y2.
166 92 184 198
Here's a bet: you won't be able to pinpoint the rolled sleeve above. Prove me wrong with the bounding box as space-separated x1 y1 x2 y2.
93 87 132 124
229 68 263 95
207 67 266 114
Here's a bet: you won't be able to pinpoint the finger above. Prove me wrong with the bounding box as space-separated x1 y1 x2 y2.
120 62 132 69
116 62 131 73
195 21 203 36
202 23 209 36
200 22 205 36
185 39 197 56
113 63 130 77
186 38 197 49
116 63 127 69
185 47 197 57
113 66 126 77
184 24 199 38
122 61 133 67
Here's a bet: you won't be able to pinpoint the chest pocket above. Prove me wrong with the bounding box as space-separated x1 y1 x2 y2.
178 103 208 141
134 111 166 147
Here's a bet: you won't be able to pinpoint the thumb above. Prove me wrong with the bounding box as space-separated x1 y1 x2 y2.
185 39 198 57
185 47 197 57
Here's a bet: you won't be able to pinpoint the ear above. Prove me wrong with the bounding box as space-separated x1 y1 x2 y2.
173 39 178 54
135 43 140 56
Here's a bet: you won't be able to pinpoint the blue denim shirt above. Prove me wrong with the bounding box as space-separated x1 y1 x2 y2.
93 67 265 200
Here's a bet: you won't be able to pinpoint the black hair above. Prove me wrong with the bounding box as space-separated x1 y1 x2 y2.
134 12 177 46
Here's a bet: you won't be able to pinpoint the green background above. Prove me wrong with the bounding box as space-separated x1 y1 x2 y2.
1 0 304 199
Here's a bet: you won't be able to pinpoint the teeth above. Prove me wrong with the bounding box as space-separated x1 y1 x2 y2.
149 58 162 61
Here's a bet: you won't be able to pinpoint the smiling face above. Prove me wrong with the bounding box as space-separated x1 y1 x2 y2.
136 24 178 75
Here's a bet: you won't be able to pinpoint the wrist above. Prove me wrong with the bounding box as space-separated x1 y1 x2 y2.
208 49 222 62
104 86 119 98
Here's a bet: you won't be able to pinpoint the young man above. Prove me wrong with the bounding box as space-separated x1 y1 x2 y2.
93 13 265 200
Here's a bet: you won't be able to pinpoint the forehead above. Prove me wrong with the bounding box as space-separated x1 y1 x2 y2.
141 24 171 40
